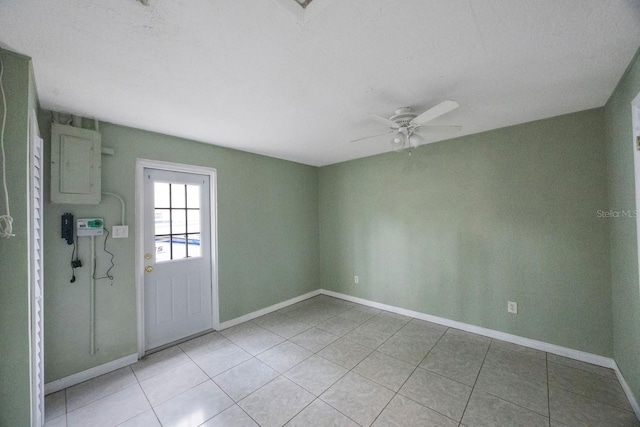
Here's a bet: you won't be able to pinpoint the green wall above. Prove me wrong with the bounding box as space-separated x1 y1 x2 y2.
0 49 34 427
319 109 613 356
43 120 319 382
606 49 640 402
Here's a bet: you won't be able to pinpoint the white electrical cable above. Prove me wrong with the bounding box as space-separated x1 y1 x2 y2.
90 235 96 355
102 192 126 225
0 53 14 238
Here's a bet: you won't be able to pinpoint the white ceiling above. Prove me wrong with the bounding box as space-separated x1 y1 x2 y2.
1 0 639 166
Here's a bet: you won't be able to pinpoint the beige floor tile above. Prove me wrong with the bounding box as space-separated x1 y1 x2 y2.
461 390 549 427
154 380 233 427
212 358 278 401
549 386 639 427
320 372 394 426
287 399 359 426
373 394 458 427
317 337 373 369
239 376 314 427
289 327 339 352
353 351 415 391
399 368 471 421
284 355 348 396
200 405 258 427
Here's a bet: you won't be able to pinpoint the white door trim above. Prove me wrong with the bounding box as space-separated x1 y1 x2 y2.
135 159 219 357
28 109 44 427
632 91 640 294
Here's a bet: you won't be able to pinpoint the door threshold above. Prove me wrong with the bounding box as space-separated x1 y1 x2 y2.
144 328 215 356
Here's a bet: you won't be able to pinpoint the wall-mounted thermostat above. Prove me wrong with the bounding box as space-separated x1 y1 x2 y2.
77 218 104 236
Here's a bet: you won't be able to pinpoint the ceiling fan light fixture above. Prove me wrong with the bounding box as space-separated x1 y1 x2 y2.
408 133 424 148
390 133 406 150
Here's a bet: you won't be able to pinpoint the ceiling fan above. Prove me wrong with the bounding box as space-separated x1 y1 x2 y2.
352 100 461 152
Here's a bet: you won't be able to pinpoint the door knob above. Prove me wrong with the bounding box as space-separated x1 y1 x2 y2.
145 266 153 273
144 253 152 260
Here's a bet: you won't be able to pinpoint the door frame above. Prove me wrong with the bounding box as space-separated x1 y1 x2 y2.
135 159 219 357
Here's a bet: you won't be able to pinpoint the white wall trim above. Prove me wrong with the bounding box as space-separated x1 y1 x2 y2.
135 159 220 357
321 290 640 415
42 289 640 418
218 289 321 330
44 354 138 395
613 360 640 420
43 289 320 396
320 289 615 368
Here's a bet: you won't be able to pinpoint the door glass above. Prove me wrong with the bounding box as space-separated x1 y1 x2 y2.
154 182 202 262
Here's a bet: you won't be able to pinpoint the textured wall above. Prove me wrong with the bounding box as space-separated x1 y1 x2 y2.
605 48 640 403
43 121 319 382
0 49 33 427
319 109 612 356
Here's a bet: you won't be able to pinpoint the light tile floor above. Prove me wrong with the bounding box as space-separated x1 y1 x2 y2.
44 295 640 427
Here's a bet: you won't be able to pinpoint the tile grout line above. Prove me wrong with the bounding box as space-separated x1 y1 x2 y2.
457 337 492 425
369 326 456 426
144 341 249 426
282 301 403 425
203 299 366 425
53 296 632 426
258 299 368 425
63 365 140 416
465 341 553 421
132 364 162 427
182 340 264 427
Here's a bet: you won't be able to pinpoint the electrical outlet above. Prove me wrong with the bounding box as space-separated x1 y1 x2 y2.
507 301 518 314
354 275 359 284
112 225 129 238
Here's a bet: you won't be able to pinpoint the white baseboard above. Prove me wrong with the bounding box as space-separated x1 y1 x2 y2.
42 289 640 420
612 361 640 420
320 290 614 368
44 353 138 395
43 291 320 396
217 289 321 330
321 289 640 416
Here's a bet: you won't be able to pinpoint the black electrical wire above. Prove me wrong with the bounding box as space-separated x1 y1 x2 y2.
70 240 77 283
93 227 115 284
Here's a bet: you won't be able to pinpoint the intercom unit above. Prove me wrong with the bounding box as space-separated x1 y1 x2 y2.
61 213 74 244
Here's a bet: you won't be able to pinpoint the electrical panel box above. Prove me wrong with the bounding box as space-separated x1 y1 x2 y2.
50 123 101 204
77 218 104 236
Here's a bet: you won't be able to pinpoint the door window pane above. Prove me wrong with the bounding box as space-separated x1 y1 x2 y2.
154 183 170 208
171 184 186 208
155 209 171 235
172 235 187 260
155 236 171 262
187 185 200 208
187 234 201 258
187 210 201 233
172 210 187 234
153 181 203 262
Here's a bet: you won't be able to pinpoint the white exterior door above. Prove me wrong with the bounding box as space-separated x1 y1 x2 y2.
143 168 213 351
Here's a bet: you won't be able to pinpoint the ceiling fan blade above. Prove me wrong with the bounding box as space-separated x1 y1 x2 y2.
368 113 400 128
350 131 394 143
411 100 459 126
415 125 462 133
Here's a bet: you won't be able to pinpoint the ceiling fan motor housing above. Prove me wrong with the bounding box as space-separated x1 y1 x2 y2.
390 107 417 128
